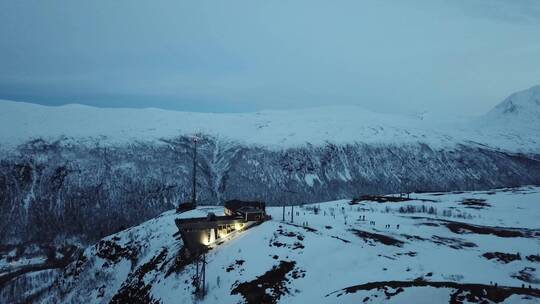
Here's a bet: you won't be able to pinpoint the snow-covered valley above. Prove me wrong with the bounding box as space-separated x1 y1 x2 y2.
3 186 539 303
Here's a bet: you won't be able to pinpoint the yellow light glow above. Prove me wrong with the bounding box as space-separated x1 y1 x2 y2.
201 235 210 246
200 224 247 247
218 230 228 239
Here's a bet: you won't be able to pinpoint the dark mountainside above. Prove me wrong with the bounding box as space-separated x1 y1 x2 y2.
1 135 539 246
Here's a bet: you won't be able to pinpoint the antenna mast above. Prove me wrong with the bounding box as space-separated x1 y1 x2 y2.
191 136 199 206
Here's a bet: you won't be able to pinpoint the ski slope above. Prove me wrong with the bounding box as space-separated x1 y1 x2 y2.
27 186 540 304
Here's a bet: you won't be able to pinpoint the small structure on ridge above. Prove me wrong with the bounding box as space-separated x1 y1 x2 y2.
175 200 268 255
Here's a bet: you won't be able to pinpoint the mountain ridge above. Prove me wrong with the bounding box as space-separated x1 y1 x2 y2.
1 85 540 153
487 84 540 118
3 187 540 303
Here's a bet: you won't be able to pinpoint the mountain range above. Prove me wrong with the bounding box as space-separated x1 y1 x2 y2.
0 85 539 246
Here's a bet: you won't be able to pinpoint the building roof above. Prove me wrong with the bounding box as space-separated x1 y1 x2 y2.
175 215 245 230
237 206 265 214
176 214 238 224
224 200 265 212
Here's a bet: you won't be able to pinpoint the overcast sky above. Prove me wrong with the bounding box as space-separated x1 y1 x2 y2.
1 0 539 115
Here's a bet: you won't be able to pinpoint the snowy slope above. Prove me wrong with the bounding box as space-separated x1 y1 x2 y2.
2 86 540 253
485 85 540 122
0 85 539 152
472 85 540 152
0 100 458 149
16 186 540 304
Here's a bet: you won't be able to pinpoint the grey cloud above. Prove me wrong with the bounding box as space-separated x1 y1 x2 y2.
0 0 539 114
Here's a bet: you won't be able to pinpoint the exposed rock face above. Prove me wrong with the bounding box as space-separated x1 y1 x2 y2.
1 135 539 245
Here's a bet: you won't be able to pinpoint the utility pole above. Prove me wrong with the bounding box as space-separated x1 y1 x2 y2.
195 253 200 293
201 253 206 297
291 205 294 223
282 205 285 221
191 136 199 206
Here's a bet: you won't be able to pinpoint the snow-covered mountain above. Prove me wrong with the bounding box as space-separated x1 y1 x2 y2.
3 187 540 303
0 85 539 152
485 84 540 122
1 86 539 253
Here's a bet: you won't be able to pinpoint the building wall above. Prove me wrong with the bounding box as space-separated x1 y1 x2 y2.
179 221 247 251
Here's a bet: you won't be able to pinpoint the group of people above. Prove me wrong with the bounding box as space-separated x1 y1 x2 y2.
489 281 534 290
361 216 400 229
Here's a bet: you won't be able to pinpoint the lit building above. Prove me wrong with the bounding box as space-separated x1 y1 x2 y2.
175 200 267 255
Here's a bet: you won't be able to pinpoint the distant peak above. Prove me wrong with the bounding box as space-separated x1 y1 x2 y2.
487 85 540 119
